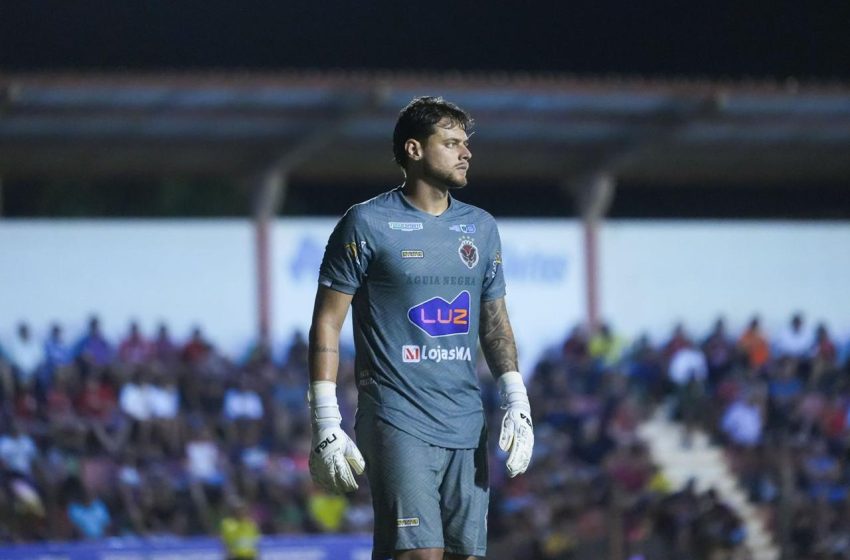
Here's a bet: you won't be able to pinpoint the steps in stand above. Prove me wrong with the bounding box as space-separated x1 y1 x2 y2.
638 408 780 560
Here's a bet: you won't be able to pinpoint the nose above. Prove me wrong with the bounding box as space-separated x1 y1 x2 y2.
460 144 471 161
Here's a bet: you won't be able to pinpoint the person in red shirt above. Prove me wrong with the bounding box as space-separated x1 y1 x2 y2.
75 371 118 424
45 370 87 453
118 322 152 366
152 323 178 365
181 327 211 366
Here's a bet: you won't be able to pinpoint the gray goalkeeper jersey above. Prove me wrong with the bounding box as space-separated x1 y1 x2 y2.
319 186 506 449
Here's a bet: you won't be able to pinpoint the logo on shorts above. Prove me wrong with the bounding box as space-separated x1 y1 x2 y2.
458 236 479 269
401 250 424 259
397 517 420 528
389 222 423 231
408 291 470 337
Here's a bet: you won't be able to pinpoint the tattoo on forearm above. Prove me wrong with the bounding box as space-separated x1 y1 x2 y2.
479 298 519 374
311 345 339 355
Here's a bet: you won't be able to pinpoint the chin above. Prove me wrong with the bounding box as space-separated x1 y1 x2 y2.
448 173 468 189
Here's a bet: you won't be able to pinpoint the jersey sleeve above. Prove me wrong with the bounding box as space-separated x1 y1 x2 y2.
318 205 374 294
481 220 507 301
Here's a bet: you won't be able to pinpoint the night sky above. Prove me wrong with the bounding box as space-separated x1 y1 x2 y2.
2 0 850 80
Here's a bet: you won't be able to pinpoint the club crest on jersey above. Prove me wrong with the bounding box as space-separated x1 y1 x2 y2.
449 224 476 234
458 236 479 269
408 291 471 337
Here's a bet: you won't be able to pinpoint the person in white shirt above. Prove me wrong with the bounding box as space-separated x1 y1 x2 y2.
668 339 709 446
0 420 40 477
119 370 151 422
185 423 229 524
775 313 813 359
146 370 182 455
721 395 763 447
668 343 708 387
7 323 43 386
119 369 153 448
222 375 264 447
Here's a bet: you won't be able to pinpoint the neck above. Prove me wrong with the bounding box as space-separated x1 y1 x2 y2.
401 178 450 216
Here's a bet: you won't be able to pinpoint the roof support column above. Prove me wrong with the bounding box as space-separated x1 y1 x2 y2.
253 169 287 349
250 88 389 349
568 173 615 329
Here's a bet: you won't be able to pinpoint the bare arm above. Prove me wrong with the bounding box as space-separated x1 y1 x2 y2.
308 285 354 383
479 297 519 376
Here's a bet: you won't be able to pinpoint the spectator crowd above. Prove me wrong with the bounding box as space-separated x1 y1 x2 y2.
1 313 848 559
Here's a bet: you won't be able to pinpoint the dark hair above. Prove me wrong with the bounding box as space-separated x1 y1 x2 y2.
392 96 473 168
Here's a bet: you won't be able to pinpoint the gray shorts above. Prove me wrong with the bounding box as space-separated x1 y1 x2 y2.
356 416 489 559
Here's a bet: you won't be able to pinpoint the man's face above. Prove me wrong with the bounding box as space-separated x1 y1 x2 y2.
418 119 471 189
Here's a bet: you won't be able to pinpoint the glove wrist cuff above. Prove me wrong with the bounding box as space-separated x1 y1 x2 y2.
497 371 524 388
497 371 530 410
309 380 342 427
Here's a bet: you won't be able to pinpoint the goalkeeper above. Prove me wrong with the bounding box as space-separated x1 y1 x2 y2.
307 96 533 560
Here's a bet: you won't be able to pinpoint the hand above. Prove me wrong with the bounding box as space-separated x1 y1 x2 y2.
308 380 365 493
497 371 534 477
309 424 365 493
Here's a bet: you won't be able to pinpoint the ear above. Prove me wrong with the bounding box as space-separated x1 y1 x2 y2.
405 139 422 162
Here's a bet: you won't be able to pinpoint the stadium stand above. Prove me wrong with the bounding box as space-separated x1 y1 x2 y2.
1 315 848 559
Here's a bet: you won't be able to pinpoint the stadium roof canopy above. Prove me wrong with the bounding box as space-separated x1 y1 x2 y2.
2 71 850 187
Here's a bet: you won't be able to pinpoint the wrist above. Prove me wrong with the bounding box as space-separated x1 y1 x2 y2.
309 381 342 428
497 371 530 410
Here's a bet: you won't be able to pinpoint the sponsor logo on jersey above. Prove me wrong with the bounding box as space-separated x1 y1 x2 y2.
449 224 476 234
402 345 421 363
408 291 470 337
402 345 472 364
388 222 423 231
397 517 420 528
458 236 479 269
357 369 377 386
405 274 476 286
401 250 424 259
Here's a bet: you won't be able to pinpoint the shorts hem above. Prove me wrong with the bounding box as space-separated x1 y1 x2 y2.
376 541 445 556
444 547 487 557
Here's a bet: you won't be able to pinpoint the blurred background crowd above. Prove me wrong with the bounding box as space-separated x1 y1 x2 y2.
2 313 848 559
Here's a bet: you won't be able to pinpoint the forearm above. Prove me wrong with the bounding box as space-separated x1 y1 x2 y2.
479 297 519 376
308 321 341 383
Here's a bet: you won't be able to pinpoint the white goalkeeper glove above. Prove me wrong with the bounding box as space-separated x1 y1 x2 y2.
308 381 365 493
497 371 534 477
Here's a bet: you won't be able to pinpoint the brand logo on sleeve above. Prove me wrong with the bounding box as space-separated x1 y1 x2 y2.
401 250 424 259
397 517 420 528
344 241 359 260
450 224 476 234
458 236 479 269
389 222 423 231
343 240 367 261
408 291 470 337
